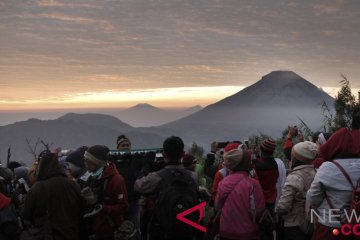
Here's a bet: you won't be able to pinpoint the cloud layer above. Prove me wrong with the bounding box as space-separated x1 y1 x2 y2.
0 0 359 108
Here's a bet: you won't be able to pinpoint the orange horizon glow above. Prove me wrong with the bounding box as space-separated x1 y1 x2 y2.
0 86 245 111
0 86 358 112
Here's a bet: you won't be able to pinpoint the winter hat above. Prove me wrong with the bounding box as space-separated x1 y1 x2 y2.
84 145 109 167
224 149 252 171
14 166 29 182
320 127 360 161
8 161 22 171
317 132 332 146
291 141 318 163
117 134 131 149
224 149 243 170
182 153 197 166
260 138 276 154
66 146 88 169
224 143 241 153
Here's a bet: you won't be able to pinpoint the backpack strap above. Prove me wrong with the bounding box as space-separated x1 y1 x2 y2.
332 160 355 190
325 160 355 221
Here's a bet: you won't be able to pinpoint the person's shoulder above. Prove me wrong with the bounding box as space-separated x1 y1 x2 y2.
317 161 337 172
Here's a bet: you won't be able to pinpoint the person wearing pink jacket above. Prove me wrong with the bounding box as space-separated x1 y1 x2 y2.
216 148 265 240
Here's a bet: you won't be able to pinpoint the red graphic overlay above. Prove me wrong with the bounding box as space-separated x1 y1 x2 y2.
176 201 207 232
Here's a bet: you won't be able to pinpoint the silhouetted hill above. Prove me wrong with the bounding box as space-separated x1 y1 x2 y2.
116 103 203 127
58 113 134 132
0 114 164 165
160 71 334 146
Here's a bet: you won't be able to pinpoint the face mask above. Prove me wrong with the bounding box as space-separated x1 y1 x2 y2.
90 166 104 178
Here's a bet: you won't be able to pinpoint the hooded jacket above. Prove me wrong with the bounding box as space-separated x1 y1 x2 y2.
22 153 82 240
277 165 316 227
215 171 265 239
84 163 128 239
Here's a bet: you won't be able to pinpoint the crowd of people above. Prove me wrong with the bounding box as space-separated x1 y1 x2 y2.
0 114 359 240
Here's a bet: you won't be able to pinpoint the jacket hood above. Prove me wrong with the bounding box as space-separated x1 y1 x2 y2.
320 128 360 161
100 163 119 179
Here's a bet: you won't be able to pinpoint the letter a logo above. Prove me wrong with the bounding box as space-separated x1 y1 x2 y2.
176 201 207 232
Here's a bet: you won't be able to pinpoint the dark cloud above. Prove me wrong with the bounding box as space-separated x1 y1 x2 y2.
0 0 359 100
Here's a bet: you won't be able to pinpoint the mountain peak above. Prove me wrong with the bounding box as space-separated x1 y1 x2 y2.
264 70 300 80
132 103 157 109
207 71 333 108
260 70 306 87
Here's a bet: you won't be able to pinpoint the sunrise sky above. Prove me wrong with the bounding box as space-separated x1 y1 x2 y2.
0 0 359 111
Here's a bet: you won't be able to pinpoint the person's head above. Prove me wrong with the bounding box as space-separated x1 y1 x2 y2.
182 153 197 171
162 136 184 164
84 145 109 173
14 166 30 189
291 141 318 169
223 148 252 172
320 127 360 161
36 152 66 181
8 161 22 172
14 166 29 182
116 134 131 150
260 138 276 156
66 146 88 178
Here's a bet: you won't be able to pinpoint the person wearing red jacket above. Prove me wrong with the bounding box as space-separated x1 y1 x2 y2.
83 145 129 240
254 138 279 240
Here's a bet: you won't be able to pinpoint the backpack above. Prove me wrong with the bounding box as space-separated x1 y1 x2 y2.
0 203 21 237
327 160 360 225
148 168 201 240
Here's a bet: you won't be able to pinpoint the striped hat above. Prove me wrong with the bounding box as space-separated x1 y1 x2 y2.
260 138 276 153
84 145 109 167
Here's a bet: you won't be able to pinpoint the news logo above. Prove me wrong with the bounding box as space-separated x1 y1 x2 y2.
176 201 207 232
311 209 360 237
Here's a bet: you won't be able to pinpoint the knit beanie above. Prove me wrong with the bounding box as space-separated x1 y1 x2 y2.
291 141 318 163
224 149 243 170
14 166 29 182
224 149 252 171
224 143 241 153
117 134 131 149
66 146 88 169
260 138 276 154
84 145 109 167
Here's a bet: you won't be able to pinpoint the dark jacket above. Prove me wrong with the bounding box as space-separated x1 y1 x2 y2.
254 156 279 205
22 154 82 240
84 163 128 239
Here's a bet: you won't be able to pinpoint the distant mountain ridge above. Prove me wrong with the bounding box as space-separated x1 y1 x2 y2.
0 71 335 164
0 113 165 165
116 103 203 127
